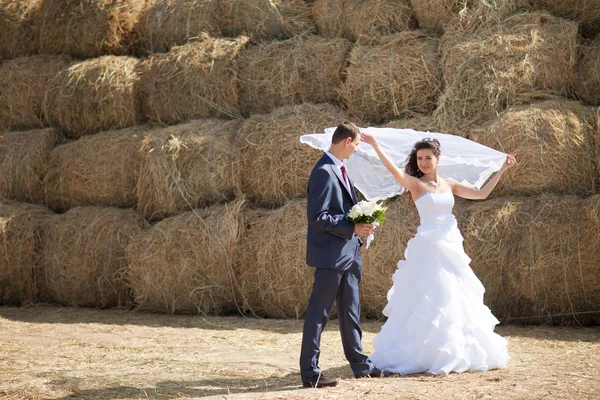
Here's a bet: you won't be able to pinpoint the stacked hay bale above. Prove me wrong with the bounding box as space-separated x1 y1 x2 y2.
43 56 141 137
532 0 600 34
127 201 244 314
574 34 600 106
0 55 72 131
237 35 350 115
339 31 441 123
138 34 248 124
235 103 351 207
43 127 145 211
34 0 144 58
312 0 416 41
0 128 59 204
471 101 598 196
0 0 40 59
0 200 54 305
137 119 241 220
43 206 147 307
436 12 578 131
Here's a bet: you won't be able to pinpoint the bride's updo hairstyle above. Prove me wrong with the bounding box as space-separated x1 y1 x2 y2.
405 138 441 178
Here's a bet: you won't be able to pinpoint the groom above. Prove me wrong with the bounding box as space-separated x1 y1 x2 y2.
300 121 391 388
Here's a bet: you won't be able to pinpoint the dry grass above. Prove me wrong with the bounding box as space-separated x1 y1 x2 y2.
34 0 144 58
0 201 53 305
137 119 241 220
237 200 312 318
0 306 598 399
127 200 245 315
234 103 349 207
384 114 443 133
312 0 416 41
464 195 599 326
43 56 141 137
138 34 248 124
237 35 350 115
0 0 40 60
0 128 58 204
43 127 144 212
436 12 578 131
574 35 600 106
532 0 600 31
470 100 598 196
408 0 466 32
42 206 147 308
0 54 71 131
340 31 441 123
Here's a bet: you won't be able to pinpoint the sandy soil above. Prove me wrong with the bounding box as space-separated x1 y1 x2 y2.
0 306 598 399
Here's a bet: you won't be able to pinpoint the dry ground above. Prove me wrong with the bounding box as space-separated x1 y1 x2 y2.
0 306 598 400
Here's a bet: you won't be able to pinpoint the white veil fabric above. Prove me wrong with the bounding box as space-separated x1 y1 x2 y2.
300 127 507 201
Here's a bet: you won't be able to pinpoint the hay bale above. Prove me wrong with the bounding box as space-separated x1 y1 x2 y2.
43 56 140 137
407 0 464 32
237 199 312 318
237 35 350 115
35 0 144 58
235 103 350 207
0 128 58 204
127 201 244 314
137 119 241 220
133 0 221 54
0 200 54 305
339 31 441 123
579 195 600 325
0 54 71 131
43 206 147 307
471 100 597 197
532 0 600 32
43 127 144 212
435 12 578 131
312 0 416 41
574 35 600 106
464 195 598 325
138 34 248 125
0 0 40 60
384 114 443 132
217 0 315 40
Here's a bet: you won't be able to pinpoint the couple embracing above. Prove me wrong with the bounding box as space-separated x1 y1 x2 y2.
300 121 515 388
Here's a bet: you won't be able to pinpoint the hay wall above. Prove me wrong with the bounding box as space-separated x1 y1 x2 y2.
0 200 54 305
464 195 599 325
237 35 350 115
0 54 72 131
0 0 39 60
235 103 349 207
137 119 241 220
34 0 143 58
43 56 140 137
138 35 248 124
312 0 416 41
42 206 147 307
574 35 600 106
127 201 244 314
407 0 464 32
43 127 144 212
436 12 578 131
340 31 441 123
237 200 312 318
532 0 600 32
471 101 598 197
0 128 58 204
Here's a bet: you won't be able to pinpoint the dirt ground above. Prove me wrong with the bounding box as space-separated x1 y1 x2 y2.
0 306 598 400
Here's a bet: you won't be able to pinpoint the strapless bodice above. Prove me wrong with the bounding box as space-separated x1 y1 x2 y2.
414 191 455 226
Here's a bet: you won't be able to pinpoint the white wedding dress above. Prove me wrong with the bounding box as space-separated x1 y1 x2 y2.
369 190 510 375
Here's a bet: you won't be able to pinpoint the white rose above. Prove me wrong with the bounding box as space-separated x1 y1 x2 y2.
358 201 375 216
348 207 361 219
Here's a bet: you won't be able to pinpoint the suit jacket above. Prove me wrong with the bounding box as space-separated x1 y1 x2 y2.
306 153 360 270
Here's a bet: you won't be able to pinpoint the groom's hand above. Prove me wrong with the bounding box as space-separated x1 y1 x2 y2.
354 224 374 236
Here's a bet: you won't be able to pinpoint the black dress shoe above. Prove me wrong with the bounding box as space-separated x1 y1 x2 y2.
355 367 393 378
302 374 340 388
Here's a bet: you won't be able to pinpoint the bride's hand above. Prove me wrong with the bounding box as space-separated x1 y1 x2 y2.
501 155 516 171
360 132 378 146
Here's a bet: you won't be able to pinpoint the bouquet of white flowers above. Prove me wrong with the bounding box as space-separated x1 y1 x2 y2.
346 200 387 248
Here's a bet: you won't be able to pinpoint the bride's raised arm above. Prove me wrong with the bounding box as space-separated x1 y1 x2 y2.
361 133 420 193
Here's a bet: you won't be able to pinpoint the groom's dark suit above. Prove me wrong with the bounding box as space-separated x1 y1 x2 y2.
300 152 373 382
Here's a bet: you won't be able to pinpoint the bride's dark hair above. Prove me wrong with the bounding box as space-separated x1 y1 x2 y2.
405 138 441 178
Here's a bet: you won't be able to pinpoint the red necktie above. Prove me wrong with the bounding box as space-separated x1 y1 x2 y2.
340 164 350 188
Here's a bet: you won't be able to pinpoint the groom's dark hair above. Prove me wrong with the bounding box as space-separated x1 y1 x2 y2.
331 121 360 144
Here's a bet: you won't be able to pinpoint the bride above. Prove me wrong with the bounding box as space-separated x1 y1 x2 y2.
361 133 515 375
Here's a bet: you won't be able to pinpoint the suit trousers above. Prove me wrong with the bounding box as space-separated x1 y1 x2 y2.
299 248 372 380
